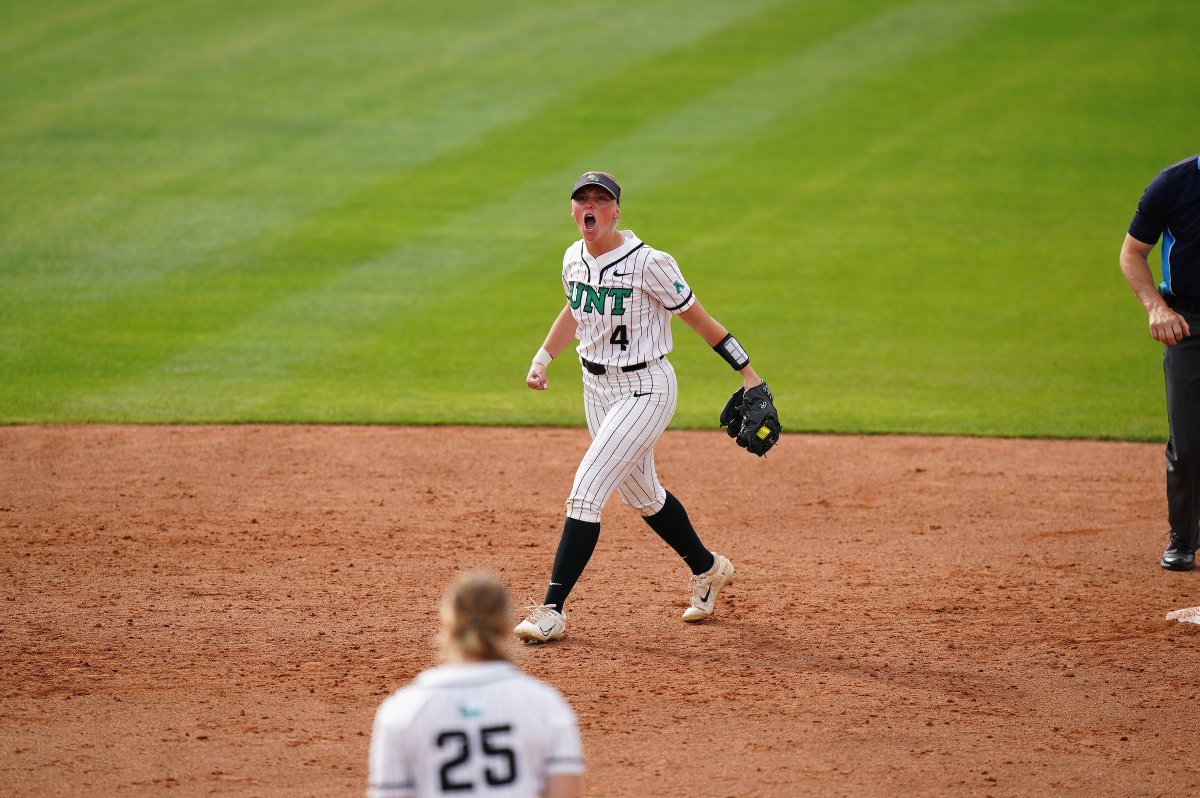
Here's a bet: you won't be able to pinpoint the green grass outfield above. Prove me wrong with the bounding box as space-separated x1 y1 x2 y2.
2 0 1197 438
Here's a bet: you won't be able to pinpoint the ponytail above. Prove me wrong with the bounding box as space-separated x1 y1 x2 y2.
439 572 513 663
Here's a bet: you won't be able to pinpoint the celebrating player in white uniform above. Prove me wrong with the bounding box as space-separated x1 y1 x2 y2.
368 572 583 797
515 171 769 643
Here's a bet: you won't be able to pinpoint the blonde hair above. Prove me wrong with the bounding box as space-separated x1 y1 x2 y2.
439 571 513 663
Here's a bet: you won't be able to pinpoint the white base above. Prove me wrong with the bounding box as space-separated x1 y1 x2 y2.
1165 606 1200 624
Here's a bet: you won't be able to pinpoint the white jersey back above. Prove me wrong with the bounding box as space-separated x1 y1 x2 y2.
562 229 697 367
367 661 583 798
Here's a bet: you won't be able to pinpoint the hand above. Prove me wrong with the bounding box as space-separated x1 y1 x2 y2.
740 365 763 392
526 362 548 390
1150 304 1191 345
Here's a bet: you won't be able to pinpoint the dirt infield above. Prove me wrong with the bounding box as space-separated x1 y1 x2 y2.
2 425 1198 797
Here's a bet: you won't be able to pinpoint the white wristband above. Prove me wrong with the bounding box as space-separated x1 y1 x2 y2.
532 347 553 367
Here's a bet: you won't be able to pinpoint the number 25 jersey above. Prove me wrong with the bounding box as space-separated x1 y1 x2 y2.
368 661 583 798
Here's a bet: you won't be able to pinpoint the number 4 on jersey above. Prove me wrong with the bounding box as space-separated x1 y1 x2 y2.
610 325 629 351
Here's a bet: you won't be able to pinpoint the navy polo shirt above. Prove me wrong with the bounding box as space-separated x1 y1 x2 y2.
1129 154 1200 298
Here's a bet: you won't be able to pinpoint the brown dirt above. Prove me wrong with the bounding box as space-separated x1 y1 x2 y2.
1 425 1198 797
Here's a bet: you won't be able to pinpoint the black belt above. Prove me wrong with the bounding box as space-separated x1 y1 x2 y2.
581 357 653 375
1164 292 1200 312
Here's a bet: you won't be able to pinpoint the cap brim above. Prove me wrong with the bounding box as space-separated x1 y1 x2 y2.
570 173 620 202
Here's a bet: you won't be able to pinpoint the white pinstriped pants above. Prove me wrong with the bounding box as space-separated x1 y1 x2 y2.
565 358 678 523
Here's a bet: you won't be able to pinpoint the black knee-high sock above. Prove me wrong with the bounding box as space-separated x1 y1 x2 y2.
543 517 601 612
642 491 715 575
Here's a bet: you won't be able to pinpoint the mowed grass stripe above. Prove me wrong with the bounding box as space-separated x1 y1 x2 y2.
3 0 1193 436
0 0 389 139
0 0 147 62
0 0 160 68
661 0 1184 437
0 1 631 272
69 0 1033 424
834 0 1185 438
50 0 836 422
0 0 778 305
479 0 1037 428
1 0 399 288
4 0 787 420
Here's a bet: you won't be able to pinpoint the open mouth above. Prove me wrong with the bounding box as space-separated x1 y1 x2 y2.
584 213 597 232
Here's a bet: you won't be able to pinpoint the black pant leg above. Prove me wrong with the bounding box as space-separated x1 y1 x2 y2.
1163 316 1200 549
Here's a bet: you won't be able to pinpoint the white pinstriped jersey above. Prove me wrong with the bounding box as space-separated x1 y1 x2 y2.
562 230 696 367
367 661 583 798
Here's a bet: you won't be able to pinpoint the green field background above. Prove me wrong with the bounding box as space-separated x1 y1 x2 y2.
2 0 1197 438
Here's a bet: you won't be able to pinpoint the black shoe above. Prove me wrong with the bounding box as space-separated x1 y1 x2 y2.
1161 539 1196 571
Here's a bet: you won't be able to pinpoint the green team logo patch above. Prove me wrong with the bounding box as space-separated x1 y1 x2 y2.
673 280 686 295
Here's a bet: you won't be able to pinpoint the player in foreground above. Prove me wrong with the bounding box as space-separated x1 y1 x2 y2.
1121 153 1200 572
367 572 584 797
515 171 780 643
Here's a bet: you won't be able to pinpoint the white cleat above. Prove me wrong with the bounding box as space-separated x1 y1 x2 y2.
514 603 567 643
682 553 734 623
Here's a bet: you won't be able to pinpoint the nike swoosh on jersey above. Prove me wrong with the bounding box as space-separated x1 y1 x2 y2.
633 391 650 397
613 270 632 277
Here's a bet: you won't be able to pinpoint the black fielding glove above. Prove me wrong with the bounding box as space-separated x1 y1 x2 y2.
719 387 745 439
735 382 781 456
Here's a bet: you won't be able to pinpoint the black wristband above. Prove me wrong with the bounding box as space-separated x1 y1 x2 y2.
713 333 750 370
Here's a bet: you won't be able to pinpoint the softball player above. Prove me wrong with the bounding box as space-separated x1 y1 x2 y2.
515 171 767 643
368 572 584 798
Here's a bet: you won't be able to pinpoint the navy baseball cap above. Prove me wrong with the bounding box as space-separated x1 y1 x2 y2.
570 171 621 203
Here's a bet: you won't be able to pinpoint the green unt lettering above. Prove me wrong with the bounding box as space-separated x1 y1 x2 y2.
567 282 633 316
583 285 606 314
608 287 632 315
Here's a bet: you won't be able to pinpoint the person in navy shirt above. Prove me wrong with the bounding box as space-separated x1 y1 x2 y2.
1121 154 1200 571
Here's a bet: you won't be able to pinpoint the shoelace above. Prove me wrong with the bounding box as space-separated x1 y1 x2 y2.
522 602 559 622
1169 530 1196 548
688 572 710 595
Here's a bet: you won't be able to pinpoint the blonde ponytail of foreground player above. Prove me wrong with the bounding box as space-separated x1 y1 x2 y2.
439 571 513 663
